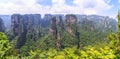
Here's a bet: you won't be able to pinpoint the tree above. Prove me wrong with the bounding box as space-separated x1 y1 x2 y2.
107 11 120 58
0 32 12 59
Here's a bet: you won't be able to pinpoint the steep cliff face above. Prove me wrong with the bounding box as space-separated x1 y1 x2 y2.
0 18 5 32
11 14 41 48
49 15 64 50
49 16 57 35
25 14 41 41
50 16 63 34
11 14 26 48
65 14 77 36
49 15 79 49
65 15 80 48
11 14 23 36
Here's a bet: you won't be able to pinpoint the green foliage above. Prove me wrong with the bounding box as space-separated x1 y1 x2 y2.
78 23 108 47
1 46 117 59
106 11 120 58
80 46 116 59
118 11 120 30
61 31 78 48
0 32 12 59
16 46 116 59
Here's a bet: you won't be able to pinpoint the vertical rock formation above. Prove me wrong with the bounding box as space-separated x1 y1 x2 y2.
65 14 80 48
11 14 27 48
0 18 5 32
49 15 64 50
11 14 41 48
11 14 23 36
25 14 41 41
65 14 77 36
49 16 57 35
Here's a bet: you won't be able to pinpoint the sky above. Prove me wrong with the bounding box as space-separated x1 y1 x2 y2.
0 0 120 18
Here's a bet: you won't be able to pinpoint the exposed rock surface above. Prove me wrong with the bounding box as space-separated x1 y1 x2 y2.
65 14 77 35
49 15 64 50
11 14 41 48
11 14 22 36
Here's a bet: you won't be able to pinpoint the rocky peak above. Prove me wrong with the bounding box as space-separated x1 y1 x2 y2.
11 14 22 35
49 15 64 50
49 15 63 35
65 14 77 25
11 14 41 48
65 14 77 35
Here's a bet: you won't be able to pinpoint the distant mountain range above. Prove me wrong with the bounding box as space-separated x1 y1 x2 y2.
0 14 118 49
0 15 11 29
0 14 117 32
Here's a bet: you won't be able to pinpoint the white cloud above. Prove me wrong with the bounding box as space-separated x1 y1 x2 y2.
119 0 120 3
52 0 65 4
0 0 44 14
73 0 112 14
104 0 111 3
0 0 113 17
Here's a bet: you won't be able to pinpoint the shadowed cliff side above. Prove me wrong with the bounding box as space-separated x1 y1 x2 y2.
49 15 64 50
0 18 5 32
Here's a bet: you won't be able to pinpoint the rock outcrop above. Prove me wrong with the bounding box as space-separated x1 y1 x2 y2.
49 16 63 34
65 14 77 36
0 18 5 32
25 14 41 41
11 14 23 36
49 15 64 50
65 15 80 48
11 14 41 48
